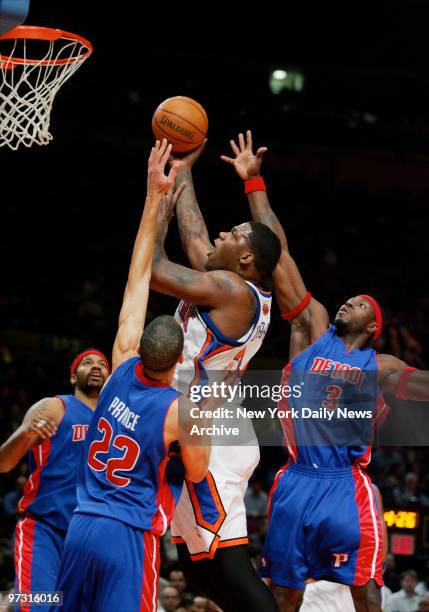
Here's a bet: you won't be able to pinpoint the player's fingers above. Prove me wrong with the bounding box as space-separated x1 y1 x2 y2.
160 142 173 167
30 424 47 438
157 139 167 162
230 139 240 156
246 129 253 149
150 141 160 164
158 138 169 160
220 155 235 164
43 420 57 433
256 147 268 159
40 426 56 438
238 132 246 151
31 418 57 436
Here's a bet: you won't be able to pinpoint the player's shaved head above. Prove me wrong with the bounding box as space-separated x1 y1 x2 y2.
140 315 184 372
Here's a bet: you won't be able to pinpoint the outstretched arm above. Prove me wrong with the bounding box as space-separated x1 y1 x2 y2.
112 139 178 372
171 141 214 271
221 131 287 246
221 130 329 348
151 240 246 308
378 353 429 401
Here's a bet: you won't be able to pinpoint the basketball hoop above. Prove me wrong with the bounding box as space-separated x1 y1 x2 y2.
0 25 93 150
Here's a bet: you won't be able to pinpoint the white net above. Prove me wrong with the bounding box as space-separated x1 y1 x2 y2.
0 27 92 150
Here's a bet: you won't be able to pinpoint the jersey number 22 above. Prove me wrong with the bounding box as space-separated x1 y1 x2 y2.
87 417 140 487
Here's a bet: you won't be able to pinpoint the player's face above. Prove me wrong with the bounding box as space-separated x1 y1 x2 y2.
334 296 376 335
74 354 109 394
205 222 253 271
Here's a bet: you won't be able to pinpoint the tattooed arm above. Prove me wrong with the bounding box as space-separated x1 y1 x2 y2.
171 141 214 272
151 235 243 307
151 189 249 308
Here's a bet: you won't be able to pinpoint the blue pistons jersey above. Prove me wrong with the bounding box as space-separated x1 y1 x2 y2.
18 394 94 532
75 356 183 535
280 325 385 468
260 326 386 590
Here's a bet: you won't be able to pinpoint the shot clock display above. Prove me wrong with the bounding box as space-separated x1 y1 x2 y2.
384 510 418 530
384 509 421 556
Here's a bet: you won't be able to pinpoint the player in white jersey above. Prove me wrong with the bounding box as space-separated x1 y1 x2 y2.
171 284 272 555
150 141 281 611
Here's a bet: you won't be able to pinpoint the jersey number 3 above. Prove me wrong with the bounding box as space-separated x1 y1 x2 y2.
322 384 342 411
87 417 140 487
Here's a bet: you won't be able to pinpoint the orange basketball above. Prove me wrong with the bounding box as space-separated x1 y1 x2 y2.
152 96 208 153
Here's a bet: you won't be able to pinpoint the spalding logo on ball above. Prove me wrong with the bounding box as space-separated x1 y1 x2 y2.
152 96 208 153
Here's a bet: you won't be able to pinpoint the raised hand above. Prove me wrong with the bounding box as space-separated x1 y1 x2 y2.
220 130 267 180
147 139 179 196
169 139 208 170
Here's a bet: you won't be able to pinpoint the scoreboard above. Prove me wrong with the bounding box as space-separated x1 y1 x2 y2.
384 508 428 556
384 510 418 530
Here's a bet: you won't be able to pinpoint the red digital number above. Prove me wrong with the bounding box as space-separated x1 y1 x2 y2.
322 384 342 411
87 417 140 487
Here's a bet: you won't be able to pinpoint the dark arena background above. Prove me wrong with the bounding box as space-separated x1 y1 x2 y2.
1 2 429 609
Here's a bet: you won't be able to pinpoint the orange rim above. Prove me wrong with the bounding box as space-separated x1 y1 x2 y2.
0 25 93 66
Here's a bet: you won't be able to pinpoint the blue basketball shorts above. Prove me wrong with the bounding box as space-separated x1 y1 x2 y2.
54 513 160 612
14 516 65 612
260 462 383 590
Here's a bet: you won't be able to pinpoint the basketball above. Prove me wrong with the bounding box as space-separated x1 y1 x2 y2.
152 96 208 153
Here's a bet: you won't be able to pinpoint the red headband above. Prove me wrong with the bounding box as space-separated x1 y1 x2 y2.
70 349 110 377
359 295 383 342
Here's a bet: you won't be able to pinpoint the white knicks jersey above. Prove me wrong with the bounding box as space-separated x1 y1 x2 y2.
173 280 272 394
171 280 272 559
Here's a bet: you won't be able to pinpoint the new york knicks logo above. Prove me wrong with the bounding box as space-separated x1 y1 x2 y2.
263 304 270 316
332 553 349 567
